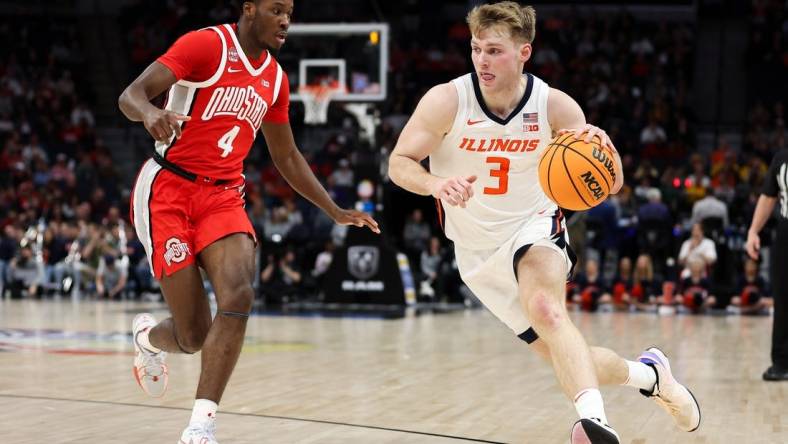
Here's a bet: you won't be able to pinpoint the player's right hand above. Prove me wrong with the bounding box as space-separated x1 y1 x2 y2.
745 231 760 260
430 175 477 208
143 109 191 143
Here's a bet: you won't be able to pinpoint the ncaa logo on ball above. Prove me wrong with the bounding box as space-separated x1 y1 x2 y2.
164 237 190 266
580 171 604 200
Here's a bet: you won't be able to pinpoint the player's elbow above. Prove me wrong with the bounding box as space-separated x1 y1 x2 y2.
117 87 132 118
387 153 402 186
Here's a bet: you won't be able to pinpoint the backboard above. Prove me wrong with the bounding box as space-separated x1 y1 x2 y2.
281 23 389 103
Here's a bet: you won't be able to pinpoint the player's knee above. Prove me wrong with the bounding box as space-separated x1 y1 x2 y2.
526 291 566 333
178 329 208 353
217 282 254 314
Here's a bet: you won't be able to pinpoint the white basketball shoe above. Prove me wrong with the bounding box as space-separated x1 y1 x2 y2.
132 313 168 397
638 347 701 432
179 421 218 444
570 417 620 444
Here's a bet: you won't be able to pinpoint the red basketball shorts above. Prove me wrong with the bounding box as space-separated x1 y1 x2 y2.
130 159 256 279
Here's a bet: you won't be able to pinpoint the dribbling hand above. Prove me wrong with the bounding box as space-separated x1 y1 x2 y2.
745 231 760 260
143 109 191 143
431 175 477 208
558 124 617 154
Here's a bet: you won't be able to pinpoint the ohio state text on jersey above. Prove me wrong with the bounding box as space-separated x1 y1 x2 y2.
156 24 289 180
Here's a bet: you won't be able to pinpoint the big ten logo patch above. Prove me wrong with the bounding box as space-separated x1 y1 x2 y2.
164 237 190 266
228 46 239 62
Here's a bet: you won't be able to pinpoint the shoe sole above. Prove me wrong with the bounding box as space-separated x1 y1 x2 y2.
571 419 619 444
642 346 701 433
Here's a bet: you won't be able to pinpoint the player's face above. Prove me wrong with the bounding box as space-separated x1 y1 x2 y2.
470 28 531 91
249 0 293 52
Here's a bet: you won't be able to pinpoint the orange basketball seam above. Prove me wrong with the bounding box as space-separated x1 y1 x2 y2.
559 143 612 192
561 146 591 209
546 141 560 202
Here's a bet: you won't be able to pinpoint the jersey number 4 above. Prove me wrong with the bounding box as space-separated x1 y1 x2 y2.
484 156 509 195
218 126 240 158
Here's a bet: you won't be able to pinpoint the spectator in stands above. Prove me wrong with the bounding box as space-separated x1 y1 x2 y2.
572 259 611 312
260 249 303 305
419 236 443 300
330 158 355 190
637 188 670 225
728 257 772 315
691 187 729 227
8 245 41 298
402 208 431 266
678 223 717 278
680 257 716 313
631 254 660 312
311 241 335 287
684 154 711 204
610 256 633 309
264 206 296 242
640 117 667 145
0 224 19 296
95 254 128 299
586 198 617 271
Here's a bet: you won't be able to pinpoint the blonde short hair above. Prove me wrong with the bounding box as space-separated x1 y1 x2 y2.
466 2 536 44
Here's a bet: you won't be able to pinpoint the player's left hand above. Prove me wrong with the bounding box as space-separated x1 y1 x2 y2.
559 124 623 194
333 208 381 234
558 124 617 154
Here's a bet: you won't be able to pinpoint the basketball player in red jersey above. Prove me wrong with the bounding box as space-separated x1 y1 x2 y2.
119 1 379 442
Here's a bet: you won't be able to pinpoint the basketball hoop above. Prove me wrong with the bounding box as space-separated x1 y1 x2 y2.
299 81 344 125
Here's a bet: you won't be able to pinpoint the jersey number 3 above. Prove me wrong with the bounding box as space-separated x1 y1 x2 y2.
484 157 510 195
218 126 240 158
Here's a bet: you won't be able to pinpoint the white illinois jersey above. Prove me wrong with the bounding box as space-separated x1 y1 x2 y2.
430 72 557 250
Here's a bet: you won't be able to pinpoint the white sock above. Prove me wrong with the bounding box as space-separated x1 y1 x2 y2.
624 360 657 392
190 399 218 425
574 388 607 424
136 327 161 353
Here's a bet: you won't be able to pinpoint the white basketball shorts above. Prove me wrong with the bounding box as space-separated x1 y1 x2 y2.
454 208 575 342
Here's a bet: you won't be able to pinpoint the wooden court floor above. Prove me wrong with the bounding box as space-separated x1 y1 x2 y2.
0 298 786 443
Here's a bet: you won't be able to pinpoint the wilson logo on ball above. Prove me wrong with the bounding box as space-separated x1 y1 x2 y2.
591 147 617 183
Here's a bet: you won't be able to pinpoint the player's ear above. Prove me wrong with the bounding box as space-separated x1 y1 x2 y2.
519 42 532 63
242 0 257 19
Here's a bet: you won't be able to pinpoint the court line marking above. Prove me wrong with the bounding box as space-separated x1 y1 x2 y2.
0 393 508 443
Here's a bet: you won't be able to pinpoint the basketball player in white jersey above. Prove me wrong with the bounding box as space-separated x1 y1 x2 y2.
388 3 700 443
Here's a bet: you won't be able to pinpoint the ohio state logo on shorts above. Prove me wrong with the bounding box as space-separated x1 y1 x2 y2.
164 237 191 266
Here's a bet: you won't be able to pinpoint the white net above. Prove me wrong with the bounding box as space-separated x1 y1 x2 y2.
299 84 342 125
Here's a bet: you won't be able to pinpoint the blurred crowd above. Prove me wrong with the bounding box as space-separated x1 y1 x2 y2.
0 2 785 317
0 15 137 299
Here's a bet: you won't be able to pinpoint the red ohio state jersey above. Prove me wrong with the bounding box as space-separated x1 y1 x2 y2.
155 23 289 180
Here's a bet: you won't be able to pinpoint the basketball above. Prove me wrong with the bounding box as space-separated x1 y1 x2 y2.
538 133 617 211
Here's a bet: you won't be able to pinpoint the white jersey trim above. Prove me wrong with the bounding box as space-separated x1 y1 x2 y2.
132 159 163 275
178 26 227 89
223 24 270 76
446 76 471 139
272 63 284 106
